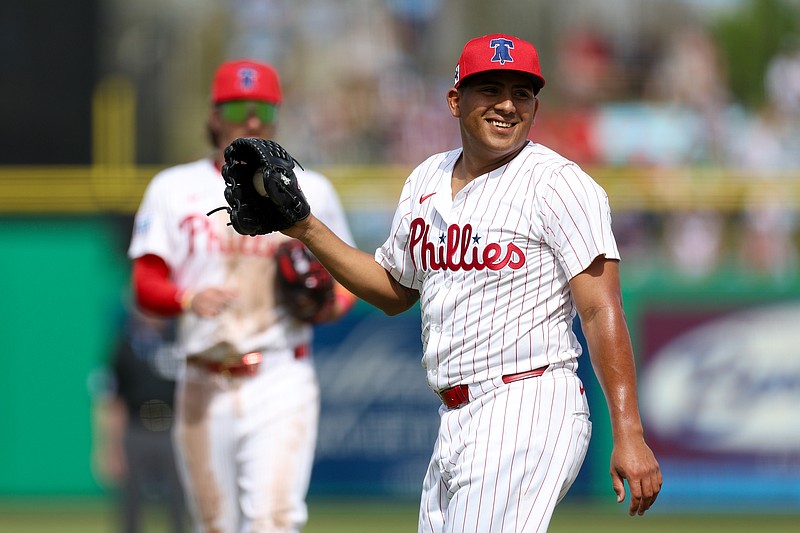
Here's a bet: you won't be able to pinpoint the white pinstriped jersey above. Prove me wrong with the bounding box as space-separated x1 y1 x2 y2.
129 158 354 360
376 141 619 392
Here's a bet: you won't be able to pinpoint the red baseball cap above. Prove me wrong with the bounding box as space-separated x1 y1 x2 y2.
454 34 545 92
211 59 282 104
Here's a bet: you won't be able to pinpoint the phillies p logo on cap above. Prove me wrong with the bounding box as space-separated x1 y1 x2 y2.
489 37 515 64
237 67 259 91
454 33 546 92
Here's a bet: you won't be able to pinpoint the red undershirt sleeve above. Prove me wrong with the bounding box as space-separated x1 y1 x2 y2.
132 254 185 316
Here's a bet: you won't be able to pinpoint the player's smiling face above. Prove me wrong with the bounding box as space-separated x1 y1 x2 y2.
448 71 538 164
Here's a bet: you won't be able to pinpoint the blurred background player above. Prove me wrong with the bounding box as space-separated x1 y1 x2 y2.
92 308 187 533
128 59 356 532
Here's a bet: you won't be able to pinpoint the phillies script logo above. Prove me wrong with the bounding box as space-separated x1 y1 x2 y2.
181 213 274 256
409 218 525 271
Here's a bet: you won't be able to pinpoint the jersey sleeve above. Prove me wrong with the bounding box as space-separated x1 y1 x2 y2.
375 174 422 290
128 172 179 268
540 163 620 280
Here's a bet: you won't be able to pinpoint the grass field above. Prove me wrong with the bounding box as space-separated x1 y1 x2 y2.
1 497 798 532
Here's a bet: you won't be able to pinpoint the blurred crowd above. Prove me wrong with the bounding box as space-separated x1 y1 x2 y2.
99 0 800 282
222 1 800 167
220 0 800 282
532 24 800 283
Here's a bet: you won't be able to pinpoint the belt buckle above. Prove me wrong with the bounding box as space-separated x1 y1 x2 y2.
239 352 263 376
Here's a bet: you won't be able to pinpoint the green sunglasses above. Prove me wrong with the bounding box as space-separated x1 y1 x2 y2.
218 101 278 123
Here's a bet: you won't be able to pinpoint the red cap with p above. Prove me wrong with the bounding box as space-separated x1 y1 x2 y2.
454 34 545 92
211 59 282 104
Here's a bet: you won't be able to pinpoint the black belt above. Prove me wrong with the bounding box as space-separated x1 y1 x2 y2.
436 365 549 410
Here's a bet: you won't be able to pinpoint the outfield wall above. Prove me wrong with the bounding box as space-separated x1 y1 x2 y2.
1 214 799 512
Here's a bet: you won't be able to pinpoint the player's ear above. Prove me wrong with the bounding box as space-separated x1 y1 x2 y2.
447 88 461 118
207 107 223 148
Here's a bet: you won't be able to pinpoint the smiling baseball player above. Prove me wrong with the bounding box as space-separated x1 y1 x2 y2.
217 34 662 532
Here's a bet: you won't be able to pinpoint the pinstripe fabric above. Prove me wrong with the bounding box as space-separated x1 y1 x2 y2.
419 366 591 533
375 141 615 532
376 141 619 391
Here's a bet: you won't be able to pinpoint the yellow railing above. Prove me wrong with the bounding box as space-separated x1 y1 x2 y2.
0 165 799 214
0 165 409 214
3 74 797 215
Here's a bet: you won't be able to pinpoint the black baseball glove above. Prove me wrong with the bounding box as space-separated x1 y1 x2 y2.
207 137 310 236
275 239 335 323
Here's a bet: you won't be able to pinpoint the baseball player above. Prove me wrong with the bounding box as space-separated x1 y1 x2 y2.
128 59 356 533
262 34 662 531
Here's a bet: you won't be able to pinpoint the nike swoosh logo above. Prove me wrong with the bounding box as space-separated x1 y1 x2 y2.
419 192 437 203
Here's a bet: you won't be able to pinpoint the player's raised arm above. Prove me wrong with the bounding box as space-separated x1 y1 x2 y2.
569 256 663 516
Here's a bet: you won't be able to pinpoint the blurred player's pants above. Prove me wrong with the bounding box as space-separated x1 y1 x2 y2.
174 350 319 533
